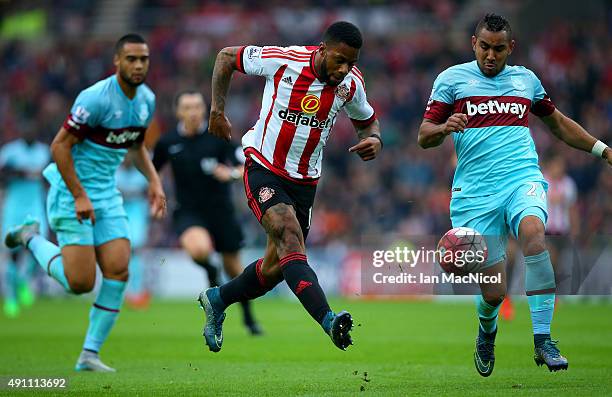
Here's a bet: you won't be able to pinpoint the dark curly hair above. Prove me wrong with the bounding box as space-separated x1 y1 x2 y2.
475 13 512 40
323 21 363 49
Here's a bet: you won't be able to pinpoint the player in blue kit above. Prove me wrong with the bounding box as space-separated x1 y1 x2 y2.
0 125 50 317
4 34 166 372
418 14 611 376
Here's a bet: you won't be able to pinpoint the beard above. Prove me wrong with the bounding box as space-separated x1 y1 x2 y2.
318 56 344 86
317 56 335 85
119 70 146 87
318 56 329 83
478 58 506 77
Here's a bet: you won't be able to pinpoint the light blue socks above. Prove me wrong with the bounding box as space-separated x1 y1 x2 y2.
476 295 501 334
525 250 556 336
83 278 127 353
27 235 70 292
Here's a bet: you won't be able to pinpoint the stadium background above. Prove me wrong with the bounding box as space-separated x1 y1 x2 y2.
1 1 611 395
0 0 610 297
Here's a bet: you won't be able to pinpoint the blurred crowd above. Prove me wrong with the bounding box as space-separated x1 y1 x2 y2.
1 0 610 248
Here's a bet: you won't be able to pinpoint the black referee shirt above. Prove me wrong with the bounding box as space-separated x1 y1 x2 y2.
152 125 243 211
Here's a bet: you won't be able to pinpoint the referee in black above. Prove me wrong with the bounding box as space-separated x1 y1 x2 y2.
153 90 261 335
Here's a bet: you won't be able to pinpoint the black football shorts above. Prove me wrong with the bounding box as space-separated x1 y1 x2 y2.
243 159 317 240
173 205 244 253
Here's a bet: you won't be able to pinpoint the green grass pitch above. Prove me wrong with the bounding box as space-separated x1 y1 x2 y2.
0 298 611 396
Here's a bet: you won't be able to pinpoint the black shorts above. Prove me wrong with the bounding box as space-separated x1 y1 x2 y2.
243 160 317 240
173 206 244 253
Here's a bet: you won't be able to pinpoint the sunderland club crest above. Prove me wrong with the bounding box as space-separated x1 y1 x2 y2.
335 84 350 101
258 187 275 203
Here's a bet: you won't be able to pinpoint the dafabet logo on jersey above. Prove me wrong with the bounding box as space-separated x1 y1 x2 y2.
300 95 320 114
278 109 331 129
278 94 330 129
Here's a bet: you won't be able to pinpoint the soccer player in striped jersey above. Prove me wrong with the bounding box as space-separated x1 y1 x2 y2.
419 14 611 376
198 21 382 352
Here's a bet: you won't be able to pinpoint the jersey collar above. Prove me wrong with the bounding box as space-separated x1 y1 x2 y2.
113 75 139 102
310 49 322 81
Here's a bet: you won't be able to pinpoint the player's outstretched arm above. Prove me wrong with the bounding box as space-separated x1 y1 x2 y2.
541 109 611 166
418 113 467 149
349 119 382 161
209 46 242 141
128 142 167 219
51 127 96 224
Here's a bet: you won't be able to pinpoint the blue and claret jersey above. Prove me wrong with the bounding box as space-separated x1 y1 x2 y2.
424 61 555 198
43 75 155 201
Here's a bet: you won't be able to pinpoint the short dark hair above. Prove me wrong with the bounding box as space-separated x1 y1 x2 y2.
174 89 204 108
323 21 363 49
115 33 147 54
475 13 512 40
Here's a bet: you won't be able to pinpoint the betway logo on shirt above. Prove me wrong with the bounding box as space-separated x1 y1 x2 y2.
106 130 141 144
278 109 331 129
453 96 532 129
465 100 528 119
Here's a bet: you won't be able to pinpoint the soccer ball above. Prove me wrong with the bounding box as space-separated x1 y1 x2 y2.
437 227 488 274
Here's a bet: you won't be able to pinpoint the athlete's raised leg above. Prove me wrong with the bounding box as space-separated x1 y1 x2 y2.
60 245 97 293
6 219 97 294
261 203 353 350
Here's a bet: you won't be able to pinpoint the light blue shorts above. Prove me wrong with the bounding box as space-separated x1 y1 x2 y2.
450 181 548 267
46 185 130 247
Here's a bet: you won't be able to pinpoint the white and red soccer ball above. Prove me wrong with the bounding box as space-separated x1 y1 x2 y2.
437 227 488 274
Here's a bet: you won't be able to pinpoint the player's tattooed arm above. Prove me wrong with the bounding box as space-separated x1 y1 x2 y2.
541 109 612 166
209 46 241 141
51 127 96 224
349 119 382 161
418 113 468 149
128 143 167 219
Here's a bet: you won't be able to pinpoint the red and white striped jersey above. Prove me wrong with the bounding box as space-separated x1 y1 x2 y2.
237 45 376 183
